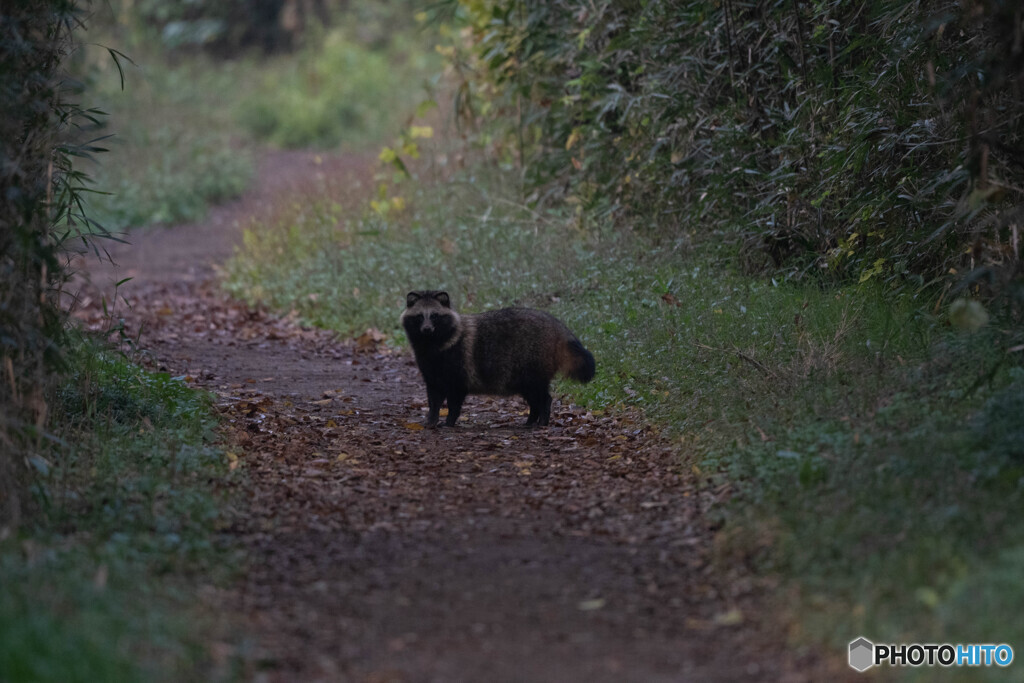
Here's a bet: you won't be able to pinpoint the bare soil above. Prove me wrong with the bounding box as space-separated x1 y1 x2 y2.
72 150 844 682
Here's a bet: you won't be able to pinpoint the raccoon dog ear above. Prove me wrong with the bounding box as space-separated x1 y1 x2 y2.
435 291 451 308
406 291 421 308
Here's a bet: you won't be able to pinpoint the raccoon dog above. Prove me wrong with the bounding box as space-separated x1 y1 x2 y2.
401 290 595 427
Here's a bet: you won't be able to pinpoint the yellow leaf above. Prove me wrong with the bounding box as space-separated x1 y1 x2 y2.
405 423 425 430
378 147 397 163
565 128 581 151
915 587 941 608
409 125 433 139
949 298 989 331
402 141 420 159
713 608 743 626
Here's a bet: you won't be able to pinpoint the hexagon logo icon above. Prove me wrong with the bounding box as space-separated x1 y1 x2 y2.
849 637 875 672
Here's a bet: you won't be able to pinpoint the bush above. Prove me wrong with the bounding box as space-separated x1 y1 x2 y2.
0 0 96 529
431 0 1024 289
973 374 1024 468
87 126 252 230
237 27 437 149
132 0 319 53
1 336 231 683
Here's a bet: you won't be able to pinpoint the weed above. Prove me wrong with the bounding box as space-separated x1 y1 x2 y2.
225 163 601 332
237 27 438 149
0 335 235 682
75 47 255 232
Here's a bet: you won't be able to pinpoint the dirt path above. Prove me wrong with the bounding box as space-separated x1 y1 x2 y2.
73 150 833 682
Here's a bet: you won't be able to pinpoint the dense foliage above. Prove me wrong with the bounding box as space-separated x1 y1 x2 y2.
0 1 93 527
436 0 1023 298
128 0 326 52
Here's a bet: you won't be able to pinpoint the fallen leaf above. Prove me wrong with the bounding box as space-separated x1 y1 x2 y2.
713 608 744 626
355 327 386 351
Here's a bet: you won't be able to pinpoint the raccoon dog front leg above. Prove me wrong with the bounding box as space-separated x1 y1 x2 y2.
425 385 445 428
445 389 467 427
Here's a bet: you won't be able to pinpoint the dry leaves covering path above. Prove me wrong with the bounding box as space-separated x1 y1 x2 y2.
72 150 829 682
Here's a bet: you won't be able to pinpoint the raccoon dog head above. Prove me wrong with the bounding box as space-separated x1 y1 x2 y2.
401 290 460 346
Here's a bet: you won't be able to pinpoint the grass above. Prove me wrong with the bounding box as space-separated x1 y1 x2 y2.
78 47 256 232
75 6 435 234
237 27 437 149
225 159 1024 676
0 335 238 682
223 164 595 332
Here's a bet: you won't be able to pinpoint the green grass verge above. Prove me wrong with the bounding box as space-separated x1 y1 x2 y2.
225 161 1024 675
236 27 438 149
0 337 236 682
79 49 255 232
75 6 435 233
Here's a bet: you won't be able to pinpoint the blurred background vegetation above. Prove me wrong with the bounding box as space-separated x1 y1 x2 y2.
2 0 1023 679
77 0 436 231
436 0 1024 292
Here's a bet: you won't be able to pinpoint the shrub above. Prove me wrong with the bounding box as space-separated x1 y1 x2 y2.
430 0 1024 289
0 0 100 529
237 26 436 149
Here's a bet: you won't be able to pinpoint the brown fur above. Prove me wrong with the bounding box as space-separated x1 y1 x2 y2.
401 290 595 427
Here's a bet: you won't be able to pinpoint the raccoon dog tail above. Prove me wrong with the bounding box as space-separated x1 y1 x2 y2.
565 338 596 384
